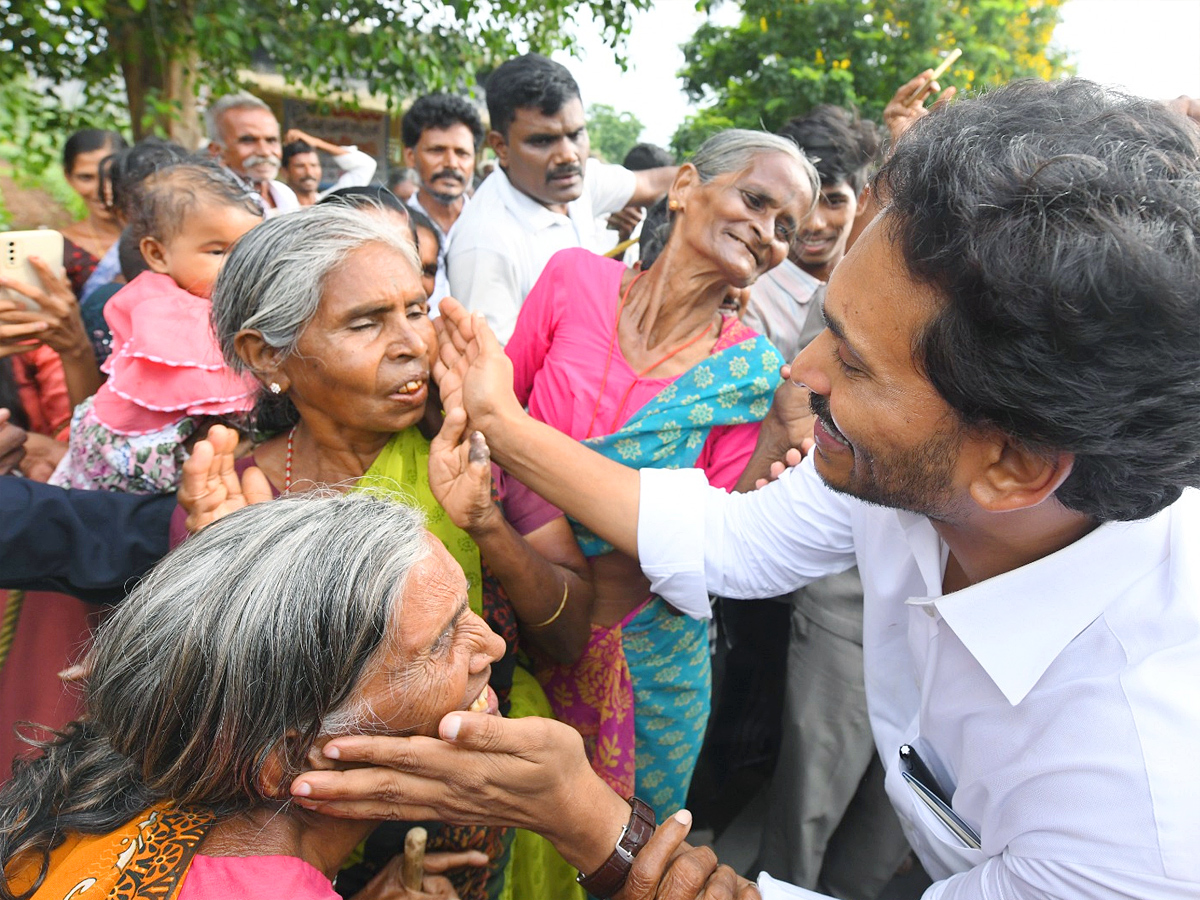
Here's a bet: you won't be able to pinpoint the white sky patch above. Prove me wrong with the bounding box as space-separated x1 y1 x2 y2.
557 0 1200 149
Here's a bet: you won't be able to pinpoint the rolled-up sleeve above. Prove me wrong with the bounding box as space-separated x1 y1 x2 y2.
637 457 857 618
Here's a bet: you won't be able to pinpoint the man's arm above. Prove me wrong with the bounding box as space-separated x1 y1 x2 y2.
0 478 173 603
629 166 679 207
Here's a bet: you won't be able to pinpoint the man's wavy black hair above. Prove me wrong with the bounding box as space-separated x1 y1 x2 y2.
875 78 1200 522
401 93 485 150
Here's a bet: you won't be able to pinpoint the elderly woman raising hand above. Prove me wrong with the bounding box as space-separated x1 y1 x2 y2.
179 204 595 900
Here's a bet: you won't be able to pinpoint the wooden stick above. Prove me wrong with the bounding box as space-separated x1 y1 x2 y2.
402 826 427 891
906 48 963 105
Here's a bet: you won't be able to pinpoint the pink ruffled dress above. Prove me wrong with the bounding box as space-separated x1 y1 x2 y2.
50 271 258 494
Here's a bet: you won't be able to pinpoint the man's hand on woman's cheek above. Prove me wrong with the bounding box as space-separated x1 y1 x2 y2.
289 712 629 873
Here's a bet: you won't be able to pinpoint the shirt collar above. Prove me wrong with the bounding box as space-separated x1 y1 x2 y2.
904 504 1173 706
491 167 576 234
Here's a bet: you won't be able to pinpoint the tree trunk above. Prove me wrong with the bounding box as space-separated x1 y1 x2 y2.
110 1 202 144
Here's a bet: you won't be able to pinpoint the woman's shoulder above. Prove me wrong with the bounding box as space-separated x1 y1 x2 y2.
545 247 627 281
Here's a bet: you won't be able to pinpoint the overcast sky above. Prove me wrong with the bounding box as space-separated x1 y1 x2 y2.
554 0 1200 148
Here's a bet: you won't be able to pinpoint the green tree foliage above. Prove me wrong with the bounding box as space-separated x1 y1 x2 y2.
0 0 651 151
674 0 1071 155
586 103 645 163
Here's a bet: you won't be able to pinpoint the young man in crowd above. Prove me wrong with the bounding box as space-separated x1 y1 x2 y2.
400 93 485 303
446 53 676 342
280 127 378 206
206 93 298 217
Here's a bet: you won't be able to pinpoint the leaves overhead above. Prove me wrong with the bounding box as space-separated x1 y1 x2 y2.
0 0 652 147
674 0 1071 155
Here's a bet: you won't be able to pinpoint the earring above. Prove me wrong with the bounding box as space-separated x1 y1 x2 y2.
668 199 679 211
269 382 282 394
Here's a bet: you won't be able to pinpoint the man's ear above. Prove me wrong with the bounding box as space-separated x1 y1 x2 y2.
486 130 508 167
234 329 287 390
403 146 416 168
969 433 1075 512
140 236 171 275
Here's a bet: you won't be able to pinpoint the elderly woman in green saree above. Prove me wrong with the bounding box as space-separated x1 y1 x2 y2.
185 203 593 900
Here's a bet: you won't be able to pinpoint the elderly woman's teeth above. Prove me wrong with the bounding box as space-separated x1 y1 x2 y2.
468 686 489 712
397 380 423 394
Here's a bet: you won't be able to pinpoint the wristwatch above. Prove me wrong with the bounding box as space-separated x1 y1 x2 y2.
576 797 657 898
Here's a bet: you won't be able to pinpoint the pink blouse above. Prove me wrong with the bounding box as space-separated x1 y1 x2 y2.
505 247 761 496
178 855 340 900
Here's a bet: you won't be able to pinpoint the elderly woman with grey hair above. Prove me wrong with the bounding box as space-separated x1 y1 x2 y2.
0 493 503 900
177 203 594 900
465 128 817 821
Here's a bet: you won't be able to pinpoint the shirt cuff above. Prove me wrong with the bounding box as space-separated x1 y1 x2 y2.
756 871 831 899
636 467 713 619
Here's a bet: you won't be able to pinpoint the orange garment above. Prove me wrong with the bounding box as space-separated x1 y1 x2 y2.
11 344 72 441
5 804 213 899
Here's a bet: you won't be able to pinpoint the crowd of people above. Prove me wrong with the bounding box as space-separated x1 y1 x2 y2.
1 46 1198 900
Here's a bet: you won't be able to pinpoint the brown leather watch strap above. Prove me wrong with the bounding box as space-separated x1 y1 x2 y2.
576 796 657 898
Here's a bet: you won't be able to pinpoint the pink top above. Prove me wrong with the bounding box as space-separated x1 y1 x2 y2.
177 855 340 900
93 271 258 436
504 248 761 534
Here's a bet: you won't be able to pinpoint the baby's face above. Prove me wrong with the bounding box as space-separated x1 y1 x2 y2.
159 200 263 298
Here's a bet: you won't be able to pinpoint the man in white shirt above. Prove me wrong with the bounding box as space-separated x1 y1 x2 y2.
287 79 1200 900
401 93 485 306
206 93 299 218
446 53 676 343
280 128 378 206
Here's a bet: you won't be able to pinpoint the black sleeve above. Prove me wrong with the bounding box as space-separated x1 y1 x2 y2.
0 477 173 604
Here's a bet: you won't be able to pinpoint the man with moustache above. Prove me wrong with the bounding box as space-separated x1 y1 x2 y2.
400 93 485 304
446 53 677 343
280 127 378 207
206 93 298 217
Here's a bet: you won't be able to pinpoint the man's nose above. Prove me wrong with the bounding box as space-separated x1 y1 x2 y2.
791 329 833 396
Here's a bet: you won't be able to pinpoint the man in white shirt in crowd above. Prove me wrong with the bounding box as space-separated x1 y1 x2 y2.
206 93 299 217
446 53 676 343
280 127 378 206
400 93 485 305
292 79 1200 900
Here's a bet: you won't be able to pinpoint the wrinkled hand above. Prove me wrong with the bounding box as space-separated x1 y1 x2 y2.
428 407 499 533
618 811 760 900
0 409 27 475
1166 95 1200 125
19 431 67 483
0 256 90 360
290 712 598 831
883 71 958 144
351 849 488 900
607 205 645 243
765 361 815 454
178 423 272 533
433 298 524 433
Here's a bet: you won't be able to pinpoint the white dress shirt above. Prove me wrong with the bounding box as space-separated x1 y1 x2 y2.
445 160 636 343
408 191 466 309
638 460 1200 899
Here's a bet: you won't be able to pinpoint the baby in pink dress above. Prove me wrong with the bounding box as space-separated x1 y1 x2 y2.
51 162 264 493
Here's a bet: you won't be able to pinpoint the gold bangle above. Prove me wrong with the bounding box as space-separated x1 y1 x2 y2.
530 582 569 628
